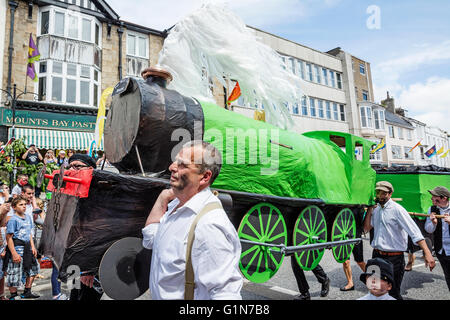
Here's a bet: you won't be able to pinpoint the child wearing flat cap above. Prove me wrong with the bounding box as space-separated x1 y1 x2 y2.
358 257 396 300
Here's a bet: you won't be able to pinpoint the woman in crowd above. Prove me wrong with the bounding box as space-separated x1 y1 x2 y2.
43 150 57 165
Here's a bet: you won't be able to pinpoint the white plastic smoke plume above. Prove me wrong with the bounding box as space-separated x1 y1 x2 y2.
157 3 305 130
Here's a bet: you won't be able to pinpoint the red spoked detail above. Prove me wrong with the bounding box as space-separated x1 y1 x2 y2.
45 168 94 198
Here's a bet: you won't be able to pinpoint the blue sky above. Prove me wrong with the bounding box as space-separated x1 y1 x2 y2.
107 0 450 132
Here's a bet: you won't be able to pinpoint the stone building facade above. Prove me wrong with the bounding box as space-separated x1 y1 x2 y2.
0 0 165 151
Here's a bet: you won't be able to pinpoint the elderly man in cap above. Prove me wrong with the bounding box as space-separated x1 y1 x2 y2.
363 181 435 300
425 186 450 291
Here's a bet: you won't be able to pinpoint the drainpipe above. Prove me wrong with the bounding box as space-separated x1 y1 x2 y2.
117 22 124 80
6 1 18 96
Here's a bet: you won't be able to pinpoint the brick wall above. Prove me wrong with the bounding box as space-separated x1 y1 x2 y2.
2 1 38 99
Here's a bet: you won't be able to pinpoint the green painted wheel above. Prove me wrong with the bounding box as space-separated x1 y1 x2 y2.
331 208 356 263
293 206 327 271
238 203 287 283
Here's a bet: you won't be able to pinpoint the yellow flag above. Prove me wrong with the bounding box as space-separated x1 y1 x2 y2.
436 146 444 155
441 150 449 158
254 109 265 122
94 87 114 148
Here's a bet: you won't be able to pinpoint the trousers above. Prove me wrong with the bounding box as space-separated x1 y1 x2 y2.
290 256 328 294
372 250 405 300
436 253 450 292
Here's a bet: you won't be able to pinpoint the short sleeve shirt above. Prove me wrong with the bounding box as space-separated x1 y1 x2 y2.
6 213 34 243
26 152 40 165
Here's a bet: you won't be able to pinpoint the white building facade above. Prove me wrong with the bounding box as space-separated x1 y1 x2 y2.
230 27 351 135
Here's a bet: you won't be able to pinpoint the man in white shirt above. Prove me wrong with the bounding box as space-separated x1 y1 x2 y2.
142 140 242 300
363 181 435 300
424 186 450 291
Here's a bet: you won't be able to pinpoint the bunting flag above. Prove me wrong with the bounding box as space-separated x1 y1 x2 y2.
226 81 241 105
253 109 266 122
27 33 40 82
370 138 386 154
0 138 15 154
408 140 422 153
425 145 437 158
440 150 449 158
436 146 444 155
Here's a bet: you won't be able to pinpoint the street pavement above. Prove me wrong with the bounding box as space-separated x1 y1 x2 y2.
10 235 449 300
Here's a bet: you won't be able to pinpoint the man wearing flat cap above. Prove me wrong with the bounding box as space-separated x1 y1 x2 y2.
425 186 450 291
363 181 435 300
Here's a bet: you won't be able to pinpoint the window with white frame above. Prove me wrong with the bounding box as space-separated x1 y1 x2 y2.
360 106 373 128
329 71 335 88
370 139 383 161
37 6 101 107
309 97 316 117
391 145 402 159
362 90 369 101
298 60 305 80
333 103 339 120
126 31 149 77
340 105 346 121
314 65 321 84
306 63 313 81
301 96 307 116
39 7 101 45
359 63 366 75
389 125 395 138
336 73 342 89
397 127 404 140
374 109 385 130
40 60 100 106
318 100 324 118
127 32 148 58
407 129 412 140
322 68 328 86
289 58 296 74
324 101 331 120
404 146 414 159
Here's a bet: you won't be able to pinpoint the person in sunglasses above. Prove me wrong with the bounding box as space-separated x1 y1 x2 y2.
63 153 103 300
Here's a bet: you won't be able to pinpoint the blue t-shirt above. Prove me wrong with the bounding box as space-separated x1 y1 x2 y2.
6 213 34 243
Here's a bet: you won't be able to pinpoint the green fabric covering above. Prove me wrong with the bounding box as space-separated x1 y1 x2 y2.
201 102 376 205
376 173 450 217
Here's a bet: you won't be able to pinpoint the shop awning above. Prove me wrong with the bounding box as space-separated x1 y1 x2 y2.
8 127 104 151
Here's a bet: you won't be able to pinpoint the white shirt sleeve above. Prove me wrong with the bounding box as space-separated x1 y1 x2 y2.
142 223 160 250
424 207 437 234
192 216 242 300
395 205 424 245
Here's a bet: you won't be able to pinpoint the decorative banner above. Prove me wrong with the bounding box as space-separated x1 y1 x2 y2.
92 87 114 153
440 150 449 158
253 109 266 122
370 138 385 154
408 140 421 153
436 146 444 155
425 145 437 158
226 81 241 105
27 33 40 82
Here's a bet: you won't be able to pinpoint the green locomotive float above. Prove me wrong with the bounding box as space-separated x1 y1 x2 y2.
102 74 377 283
40 73 378 295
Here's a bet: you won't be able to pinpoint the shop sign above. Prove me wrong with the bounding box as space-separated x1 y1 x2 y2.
0 107 96 131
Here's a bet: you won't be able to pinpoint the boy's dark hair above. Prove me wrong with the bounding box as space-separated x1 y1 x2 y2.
21 184 35 193
12 196 27 208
